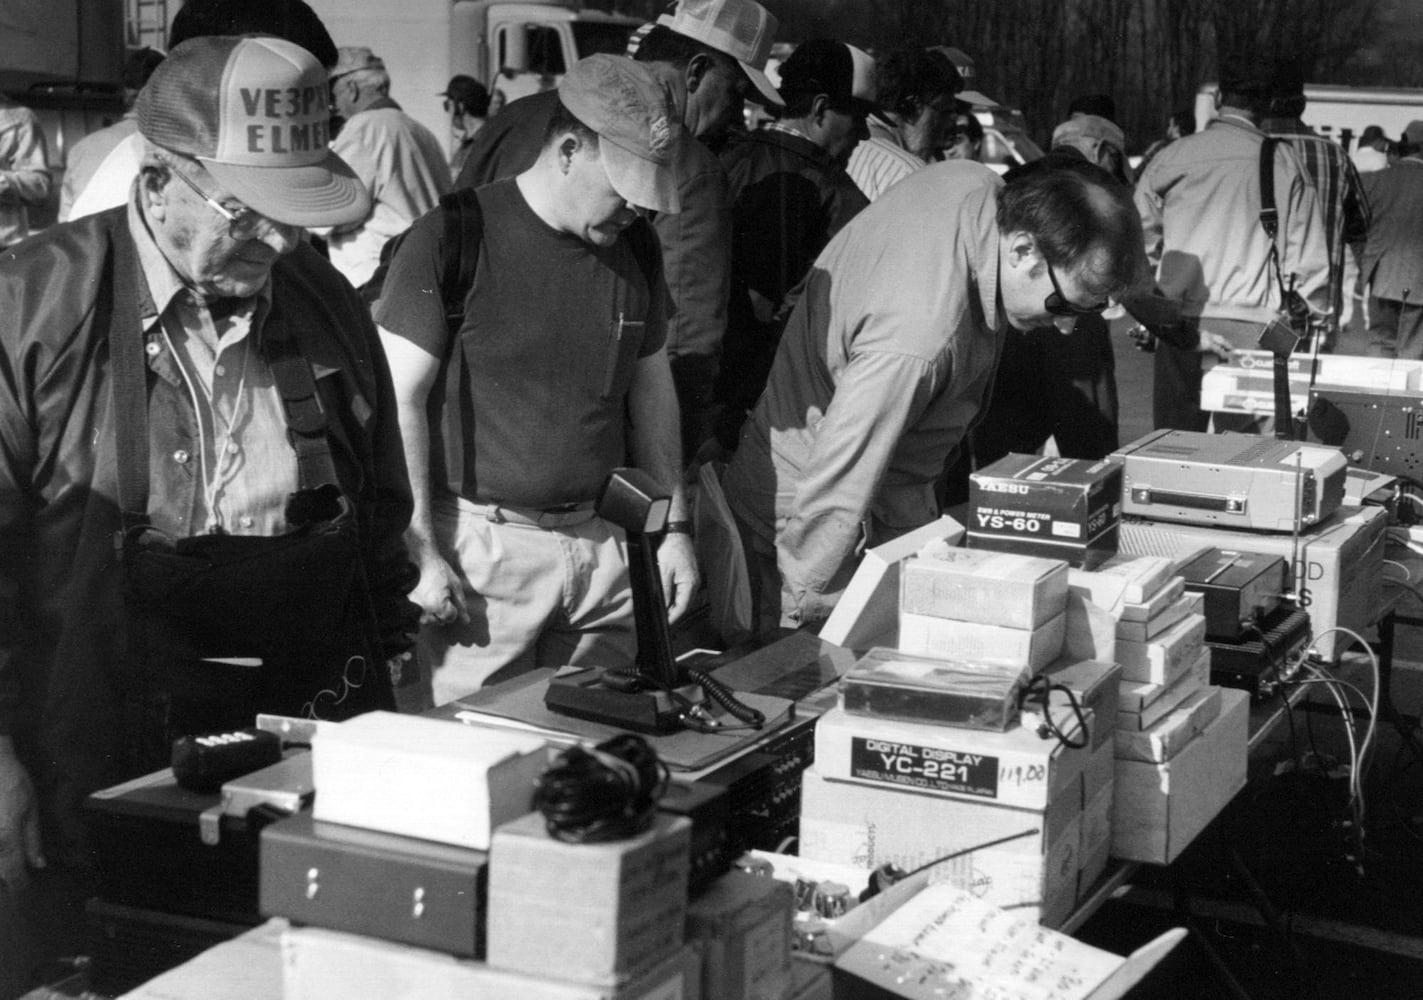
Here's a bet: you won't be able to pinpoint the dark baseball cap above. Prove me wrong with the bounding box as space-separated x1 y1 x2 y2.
777 39 877 113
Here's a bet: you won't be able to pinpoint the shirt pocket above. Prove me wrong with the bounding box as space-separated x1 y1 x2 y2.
600 311 645 401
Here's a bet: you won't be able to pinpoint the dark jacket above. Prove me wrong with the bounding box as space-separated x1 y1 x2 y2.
714 126 868 446
0 208 416 850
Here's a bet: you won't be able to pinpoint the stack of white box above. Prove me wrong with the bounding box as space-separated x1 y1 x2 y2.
799 546 1098 927
896 543 1070 672
1067 555 1251 865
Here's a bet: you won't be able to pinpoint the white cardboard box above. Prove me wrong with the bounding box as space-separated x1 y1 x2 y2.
487 811 690 985
899 611 1066 671
812 703 1089 810
799 767 1082 928
1116 648 1211 731
282 926 701 1000
1117 577 1185 623
311 712 547 851
1114 613 1206 685
820 515 966 651
1111 687 1249 864
1114 686 1223 763
1115 592 1202 642
684 870 793 1000
1119 504 1387 660
899 547 1069 630
1068 554 1176 610
1041 657 1122 754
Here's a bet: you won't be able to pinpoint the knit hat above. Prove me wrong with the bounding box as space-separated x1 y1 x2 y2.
656 0 782 108
136 35 368 227
559 54 682 214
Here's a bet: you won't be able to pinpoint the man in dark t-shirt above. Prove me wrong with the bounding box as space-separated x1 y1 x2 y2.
375 56 699 704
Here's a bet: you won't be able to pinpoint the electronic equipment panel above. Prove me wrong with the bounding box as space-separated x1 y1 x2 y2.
1307 387 1423 483
1113 430 1346 531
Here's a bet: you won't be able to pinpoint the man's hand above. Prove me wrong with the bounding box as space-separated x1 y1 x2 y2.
0 739 43 889
410 553 469 627
1195 330 1234 361
658 533 700 624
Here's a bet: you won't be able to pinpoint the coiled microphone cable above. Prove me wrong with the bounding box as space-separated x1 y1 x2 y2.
533 733 669 843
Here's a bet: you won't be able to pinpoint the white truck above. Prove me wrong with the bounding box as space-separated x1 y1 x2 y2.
1195 82 1423 149
305 0 643 157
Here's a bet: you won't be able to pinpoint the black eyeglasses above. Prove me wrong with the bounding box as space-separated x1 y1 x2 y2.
1044 260 1109 317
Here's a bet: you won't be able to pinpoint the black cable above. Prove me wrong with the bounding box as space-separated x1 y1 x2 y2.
687 668 765 728
1017 675 1089 750
532 733 669 843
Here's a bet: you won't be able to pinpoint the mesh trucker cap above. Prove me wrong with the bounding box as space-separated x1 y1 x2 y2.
656 0 782 108
136 35 368 228
559 54 682 214
928 46 998 108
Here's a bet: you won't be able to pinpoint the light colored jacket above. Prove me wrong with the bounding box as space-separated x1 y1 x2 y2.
1134 114 1330 324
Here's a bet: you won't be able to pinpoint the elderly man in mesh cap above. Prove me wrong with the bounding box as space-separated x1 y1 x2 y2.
0 36 419 988
376 55 699 706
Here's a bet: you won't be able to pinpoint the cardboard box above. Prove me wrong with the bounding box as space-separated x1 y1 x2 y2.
1041 657 1122 754
1079 780 1115 902
1118 576 1186 622
898 611 1066 671
488 811 690 985
1084 740 1115 806
1118 504 1387 660
283 926 701 1000
799 768 1082 928
969 454 1122 544
899 546 1069 629
1116 649 1211 731
820 515 966 651
1114 686 1223 763
1116 593 1199 642
966 523 1119 569
1070 554 1177 610
812 703 1089 810
684 870 793 1000
1112 687 1249 864
312 712 546 851
786 959 832 1000
1115 613 1206 685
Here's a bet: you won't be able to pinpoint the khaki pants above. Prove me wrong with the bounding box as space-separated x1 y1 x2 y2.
417 493 636 705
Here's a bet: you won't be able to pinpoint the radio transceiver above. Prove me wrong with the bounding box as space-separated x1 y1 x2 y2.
1113 430 1347 532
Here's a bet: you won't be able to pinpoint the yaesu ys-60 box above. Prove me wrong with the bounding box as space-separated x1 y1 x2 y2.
967 454 1122 553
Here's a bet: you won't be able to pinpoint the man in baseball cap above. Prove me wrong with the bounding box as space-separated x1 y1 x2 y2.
137 34 369 230
710 39 874 452
0 35 421 963
374 54 699 705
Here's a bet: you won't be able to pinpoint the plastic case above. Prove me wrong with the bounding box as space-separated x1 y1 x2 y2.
839 647 1023 731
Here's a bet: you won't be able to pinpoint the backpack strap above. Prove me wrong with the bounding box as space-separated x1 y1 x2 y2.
1258 137 1279 242
439 187 484 338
